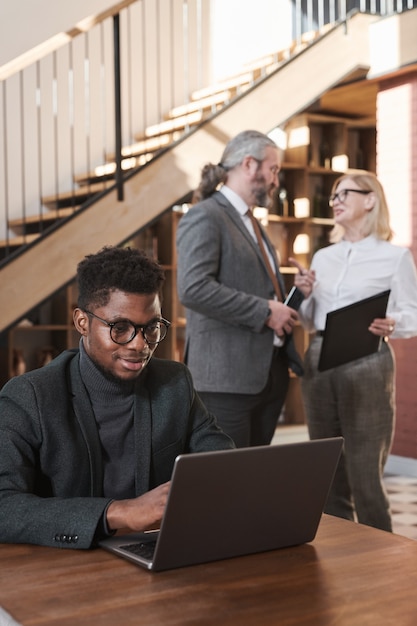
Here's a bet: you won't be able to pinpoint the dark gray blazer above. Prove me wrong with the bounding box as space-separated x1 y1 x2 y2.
0 350 233 549
176 191 303 395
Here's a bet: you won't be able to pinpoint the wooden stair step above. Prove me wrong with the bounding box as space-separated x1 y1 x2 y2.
82 86 246 186
77 33 323 192
12 28 326 245
242 54 281 77
106 136 171 162
188 32 321 103
166 90 234 119
8 207 81 233
189 56 282 104
190 72 254 101
0 233 39 250
75 153 154 186
188 56 282 102
134 110 203 142
41 180 114 210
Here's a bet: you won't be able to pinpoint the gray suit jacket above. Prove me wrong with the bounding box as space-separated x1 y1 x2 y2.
176 191 303 394
0 350 233 549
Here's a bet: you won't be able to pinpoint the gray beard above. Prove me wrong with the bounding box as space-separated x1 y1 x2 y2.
253 188 271 208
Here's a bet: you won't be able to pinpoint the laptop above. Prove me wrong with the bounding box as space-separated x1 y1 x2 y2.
318 290 391 371
99 437 343 571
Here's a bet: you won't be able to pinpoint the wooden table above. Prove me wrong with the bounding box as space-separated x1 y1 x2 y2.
1 514 417 625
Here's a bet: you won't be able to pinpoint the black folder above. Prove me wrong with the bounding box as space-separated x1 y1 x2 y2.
318 290 391 372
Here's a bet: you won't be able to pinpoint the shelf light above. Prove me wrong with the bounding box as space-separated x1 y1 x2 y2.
253 207 269 226
331 154 349 172
293 234 310 255
287 125 310 148
293 197 310 218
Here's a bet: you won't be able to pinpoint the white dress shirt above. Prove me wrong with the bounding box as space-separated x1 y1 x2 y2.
220 185 277 273
220 185 283 346
299 235 417 338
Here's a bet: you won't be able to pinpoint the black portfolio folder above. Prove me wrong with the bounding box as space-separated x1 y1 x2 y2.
318 290 391 372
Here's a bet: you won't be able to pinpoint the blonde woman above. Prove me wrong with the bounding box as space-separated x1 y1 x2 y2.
291 171 417 532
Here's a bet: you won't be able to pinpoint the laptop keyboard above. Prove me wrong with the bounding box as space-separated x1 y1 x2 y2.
122 540 157 560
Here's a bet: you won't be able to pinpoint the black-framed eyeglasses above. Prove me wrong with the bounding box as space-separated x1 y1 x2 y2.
329 188 371 207
84 309 171 345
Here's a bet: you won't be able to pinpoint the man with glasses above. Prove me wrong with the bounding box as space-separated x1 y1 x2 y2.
177 130 303 448
0 246 233 549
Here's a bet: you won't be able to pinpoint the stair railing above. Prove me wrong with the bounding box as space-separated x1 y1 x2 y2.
1 0 417 268
0 0 212 267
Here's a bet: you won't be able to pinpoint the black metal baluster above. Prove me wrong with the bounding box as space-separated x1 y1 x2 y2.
113 13 123 202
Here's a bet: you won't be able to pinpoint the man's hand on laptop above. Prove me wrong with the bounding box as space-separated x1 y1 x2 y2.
106 481 171 532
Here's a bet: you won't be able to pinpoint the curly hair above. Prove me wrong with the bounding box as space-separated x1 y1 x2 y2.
77 246 165 310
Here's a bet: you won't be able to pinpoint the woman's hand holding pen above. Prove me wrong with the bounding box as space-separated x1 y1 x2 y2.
288 257 316 298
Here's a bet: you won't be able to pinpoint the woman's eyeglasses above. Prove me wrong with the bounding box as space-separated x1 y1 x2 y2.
329 188 371 207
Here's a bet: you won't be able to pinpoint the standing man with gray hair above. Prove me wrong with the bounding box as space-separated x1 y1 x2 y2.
177 130 303 448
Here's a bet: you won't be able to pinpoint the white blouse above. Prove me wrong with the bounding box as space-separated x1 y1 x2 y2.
299 235 417 338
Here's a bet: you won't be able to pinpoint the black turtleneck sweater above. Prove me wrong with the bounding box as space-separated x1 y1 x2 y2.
79 341 136 499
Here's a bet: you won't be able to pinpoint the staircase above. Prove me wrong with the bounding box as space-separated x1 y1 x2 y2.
0 12 377 334
0 48 293 260
0 43 311 259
